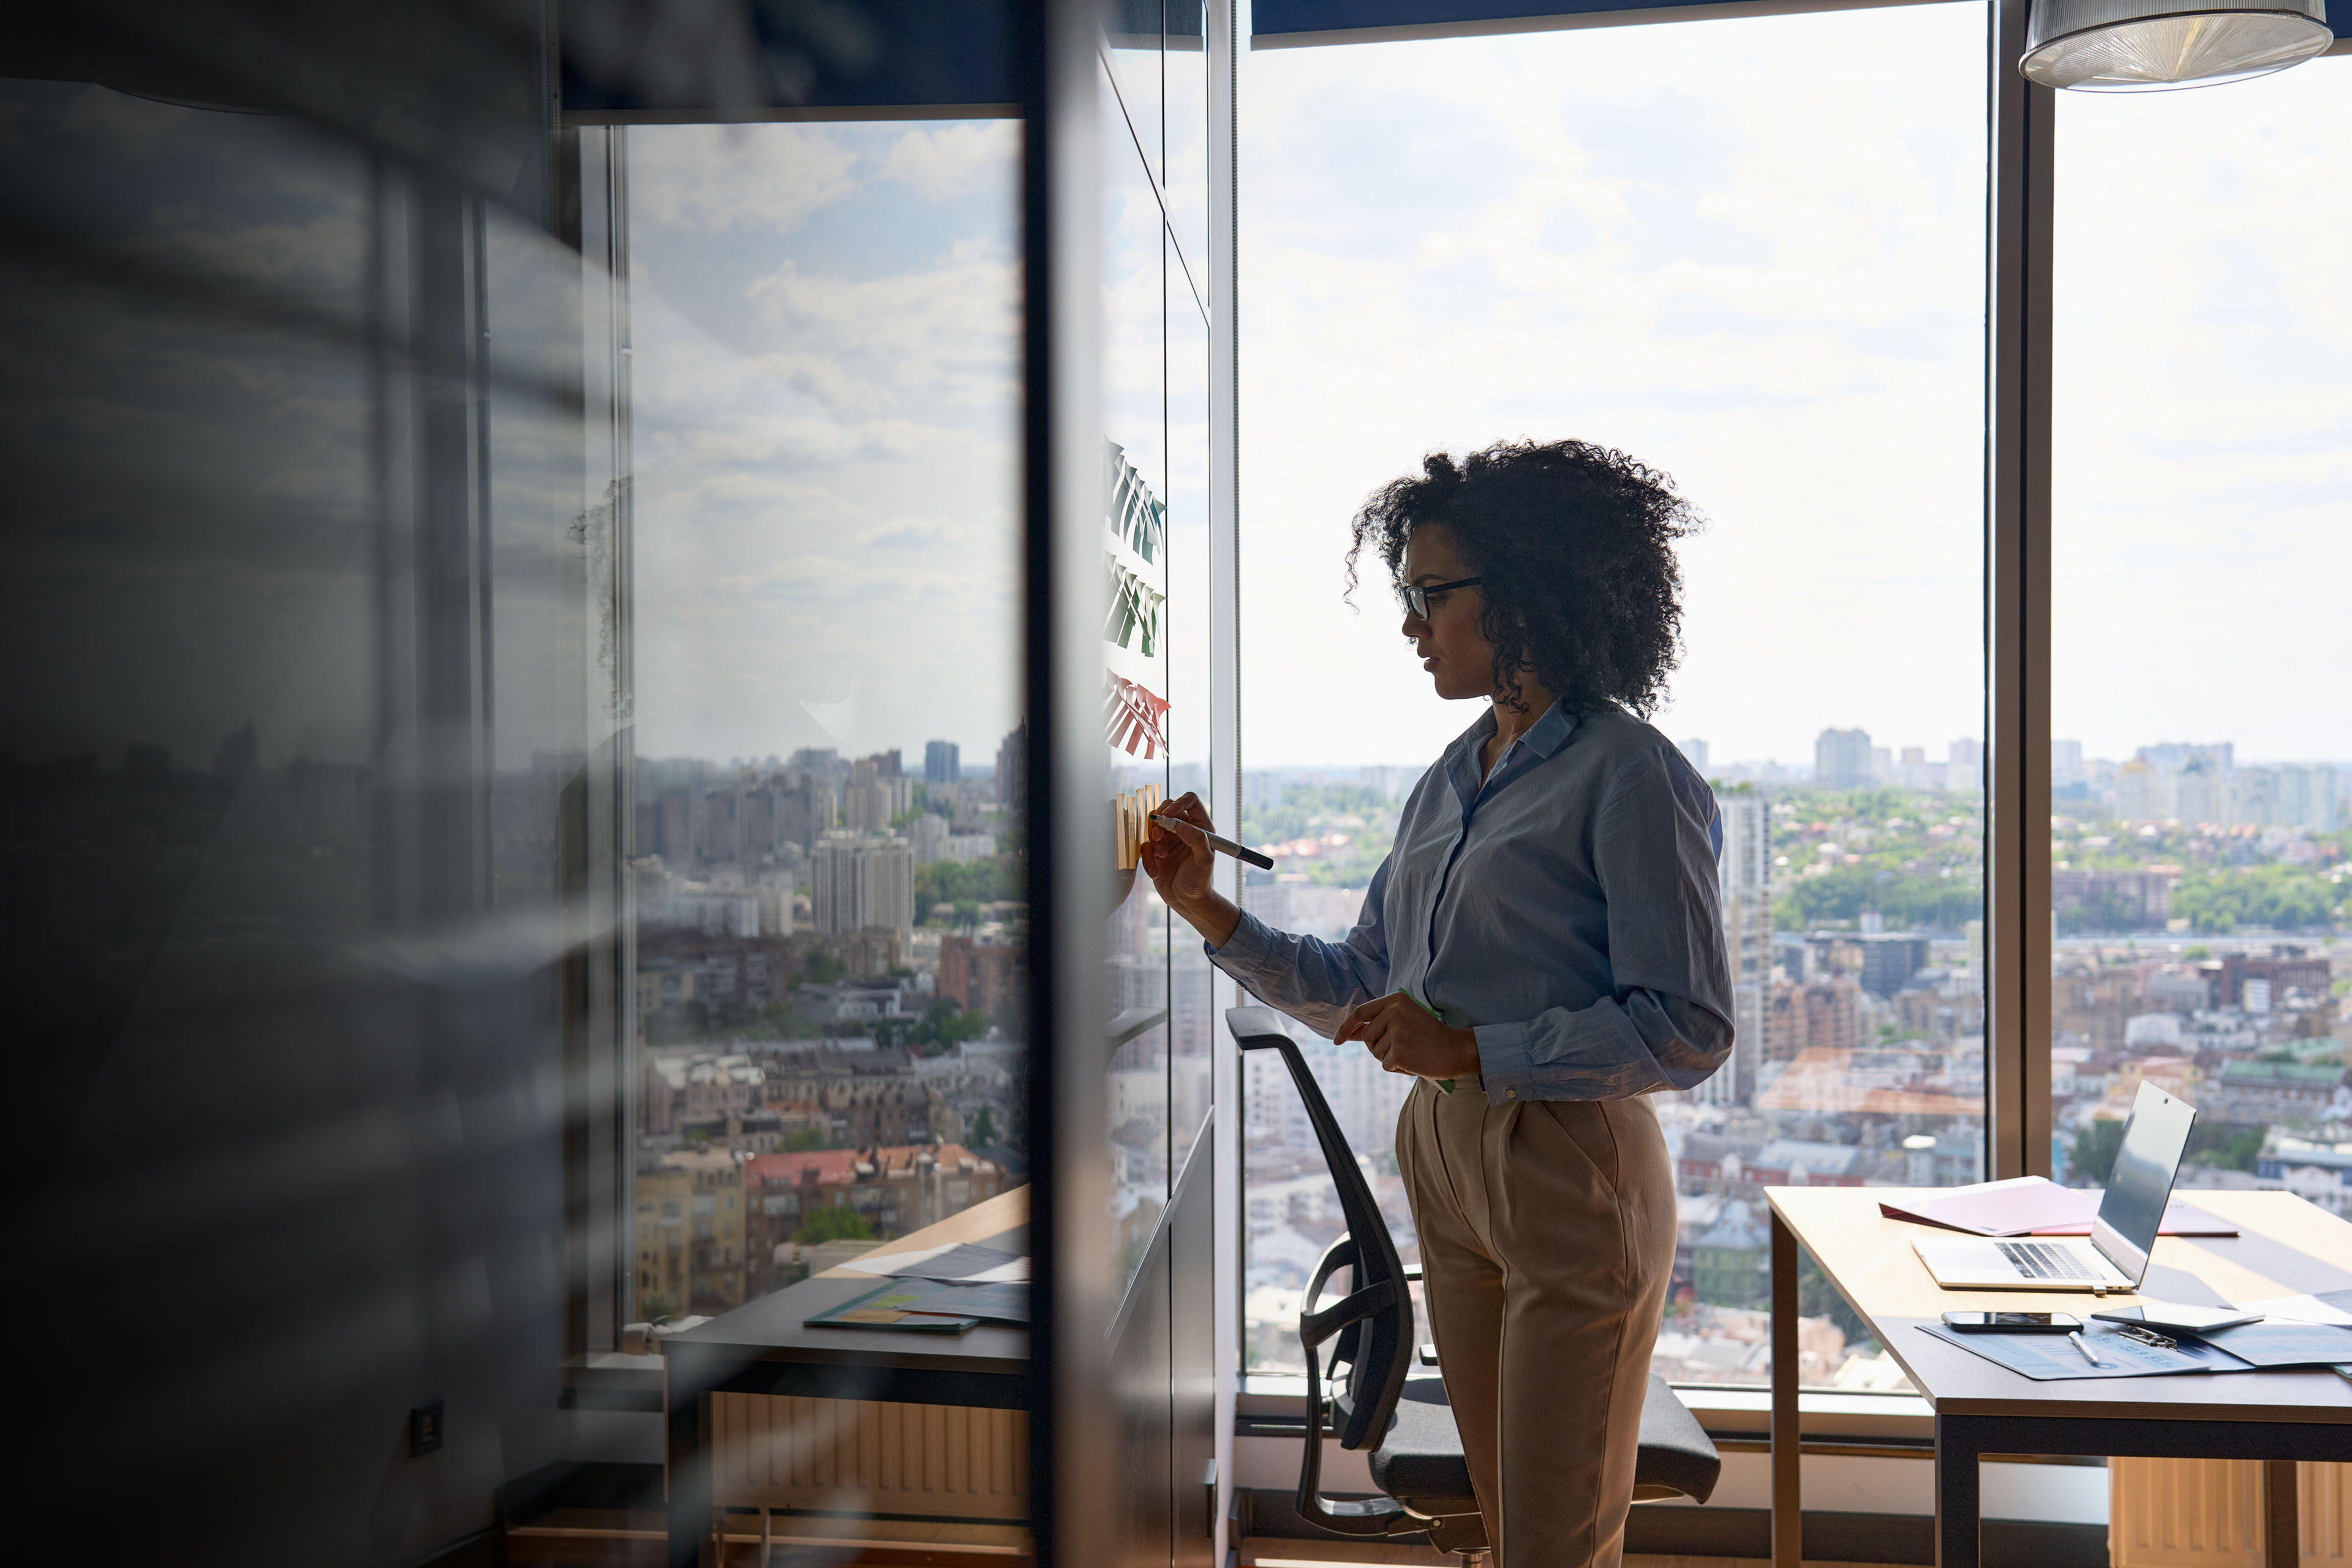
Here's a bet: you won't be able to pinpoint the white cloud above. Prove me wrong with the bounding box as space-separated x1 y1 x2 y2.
628 122 858 233
622 122 1023 766
1239 7 1990 769
878 121 1022 202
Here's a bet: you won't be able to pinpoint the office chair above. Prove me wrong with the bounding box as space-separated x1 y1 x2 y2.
1230 1006 1721 1566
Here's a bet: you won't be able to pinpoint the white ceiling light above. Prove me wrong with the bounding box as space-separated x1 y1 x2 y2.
2021 0 2335 91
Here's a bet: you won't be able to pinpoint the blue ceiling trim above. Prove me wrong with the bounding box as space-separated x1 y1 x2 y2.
1258 0 2352 39
562 0 1019 115
1255 0 1759 36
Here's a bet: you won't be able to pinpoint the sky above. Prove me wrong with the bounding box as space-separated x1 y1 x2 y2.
627 121 1025 767
614 23 2351 777
1236 7 2351 771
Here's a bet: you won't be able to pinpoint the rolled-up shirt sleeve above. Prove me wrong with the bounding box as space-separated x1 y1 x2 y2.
1473 753 1735 1102
1204 859 1394 1041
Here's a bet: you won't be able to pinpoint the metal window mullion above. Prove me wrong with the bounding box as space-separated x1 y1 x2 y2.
1207 1 1244 1563
1986 0 2054 1182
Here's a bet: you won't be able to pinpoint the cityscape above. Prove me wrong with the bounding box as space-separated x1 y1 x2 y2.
628 731 1035 1321
606 715 2349 1384
1238 729 2350 1393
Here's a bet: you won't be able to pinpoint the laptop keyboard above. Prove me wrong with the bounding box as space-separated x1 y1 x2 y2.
1994 1240 2103 1282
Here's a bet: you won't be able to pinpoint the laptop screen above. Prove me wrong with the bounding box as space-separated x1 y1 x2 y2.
2092 1082 2198 1283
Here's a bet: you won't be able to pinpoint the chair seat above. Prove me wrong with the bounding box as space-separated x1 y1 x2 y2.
1367 1373 1720 1509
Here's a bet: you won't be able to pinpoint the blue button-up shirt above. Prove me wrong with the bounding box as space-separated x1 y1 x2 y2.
1206 701 1734 1103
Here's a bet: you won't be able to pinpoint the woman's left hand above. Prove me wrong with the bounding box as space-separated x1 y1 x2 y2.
1335 994 1482 1080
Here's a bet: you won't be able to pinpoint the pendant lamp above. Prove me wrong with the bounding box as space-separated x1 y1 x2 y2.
2021 0 2335 90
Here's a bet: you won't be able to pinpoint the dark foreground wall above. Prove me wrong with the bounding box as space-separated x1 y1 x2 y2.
2 7 595 1561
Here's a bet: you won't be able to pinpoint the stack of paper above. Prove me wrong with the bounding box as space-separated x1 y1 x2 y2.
839 1242 1029 1283
807 1278 1031 1333
810 1242 1033 1333
1879 1175 2236 1238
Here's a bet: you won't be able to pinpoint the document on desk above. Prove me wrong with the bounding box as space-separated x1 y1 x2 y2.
837 1242 1029 1283
807 1281 985 1332
2187 1320 2352 1370
2230 1289 2352 1328
1879 1175 2236 1238
1920 1322 2249 1381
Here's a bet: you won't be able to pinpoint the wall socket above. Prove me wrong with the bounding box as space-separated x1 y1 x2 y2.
409 1400 444 1457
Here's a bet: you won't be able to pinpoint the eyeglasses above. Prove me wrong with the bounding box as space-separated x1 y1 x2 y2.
1398 576 1483 621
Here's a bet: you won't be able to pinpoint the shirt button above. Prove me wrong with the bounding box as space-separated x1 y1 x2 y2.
1506 1089 1517 1099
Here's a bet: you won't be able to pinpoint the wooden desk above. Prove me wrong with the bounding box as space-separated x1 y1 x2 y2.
662 1187 1031 1568
1768 1188 2352 1568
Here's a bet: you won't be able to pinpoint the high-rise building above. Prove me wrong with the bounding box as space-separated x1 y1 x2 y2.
2114 757 2168 821
1947 737 1983 790
1695 786 1768 1108
810 831 916 937
1857 935 1929 999
2175 752 2230 826
2052 738 2084 783
925 741 960 786
1814 728 1873 790
2274 764 2338 834
908 813 952 865
1679 737 1709 775
997 723 1027 813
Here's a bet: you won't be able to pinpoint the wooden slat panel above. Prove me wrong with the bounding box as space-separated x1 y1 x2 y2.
2113 1459 2352 1566
713 1393 1030 1521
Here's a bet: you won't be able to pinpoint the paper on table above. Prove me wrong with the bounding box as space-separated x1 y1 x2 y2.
1920 1321 2248 1381
2189 1319 2352 1370
2231 1289 2352 1328
894 1281 1029 1324
1879 1175 2236 1237
838 1242 1030 1283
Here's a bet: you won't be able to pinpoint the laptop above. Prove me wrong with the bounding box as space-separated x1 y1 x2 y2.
1912 1081 2196 1293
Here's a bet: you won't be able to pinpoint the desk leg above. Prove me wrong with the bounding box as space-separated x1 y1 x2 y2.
667 1349 717 1568
2265 1459 2300 1568
1770 1207 1799 1568
1933 1414 1983 1568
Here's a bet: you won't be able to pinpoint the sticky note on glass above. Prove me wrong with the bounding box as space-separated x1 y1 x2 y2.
1401 989 1457 1094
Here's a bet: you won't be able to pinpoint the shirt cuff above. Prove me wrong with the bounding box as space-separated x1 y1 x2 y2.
1201 907 1276 973
1474 1021 1536 1104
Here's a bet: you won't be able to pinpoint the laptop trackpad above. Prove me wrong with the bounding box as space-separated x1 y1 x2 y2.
1924 1239 2008 1272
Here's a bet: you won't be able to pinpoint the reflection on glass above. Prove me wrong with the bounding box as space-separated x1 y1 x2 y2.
620 120 1027 1321
1165 0 1210 274
1235 5 1990 1390
1104 47 1174 1292
2048 64 2352 1213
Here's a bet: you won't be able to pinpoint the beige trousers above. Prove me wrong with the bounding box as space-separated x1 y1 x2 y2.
1396 1078 1676 1568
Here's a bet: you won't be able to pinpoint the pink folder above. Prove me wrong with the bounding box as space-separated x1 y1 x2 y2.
1876 1175 2238 1237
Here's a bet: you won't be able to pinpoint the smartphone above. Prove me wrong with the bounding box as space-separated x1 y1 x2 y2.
1942 1310 2082 1333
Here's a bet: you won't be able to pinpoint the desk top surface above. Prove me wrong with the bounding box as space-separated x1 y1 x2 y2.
665 1186 1029 1376
1769 1187 2352 1422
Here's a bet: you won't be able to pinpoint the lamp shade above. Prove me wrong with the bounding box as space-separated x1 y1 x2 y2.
2021 0 2334 89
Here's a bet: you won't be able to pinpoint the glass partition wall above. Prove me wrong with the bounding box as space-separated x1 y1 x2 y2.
1 0 1168 1558
617 116 1028 1315
1237 1 1992 1391
1102 3 1225 1560
2048 61 2352 1201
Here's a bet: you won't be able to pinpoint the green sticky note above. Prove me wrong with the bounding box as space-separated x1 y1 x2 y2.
1399 989 1457 1094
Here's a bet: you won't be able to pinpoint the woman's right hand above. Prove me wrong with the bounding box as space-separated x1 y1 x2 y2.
1139 791 1241 946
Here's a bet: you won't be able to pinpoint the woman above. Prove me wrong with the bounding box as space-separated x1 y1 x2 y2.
1142 438 1733 1568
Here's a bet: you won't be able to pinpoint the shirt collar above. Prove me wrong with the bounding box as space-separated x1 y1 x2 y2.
1444 699 1582 806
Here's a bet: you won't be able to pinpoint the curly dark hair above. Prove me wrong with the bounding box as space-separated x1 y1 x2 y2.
1344 438 1701 718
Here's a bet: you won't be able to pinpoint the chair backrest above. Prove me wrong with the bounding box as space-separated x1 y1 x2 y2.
1228 1006 1412 1452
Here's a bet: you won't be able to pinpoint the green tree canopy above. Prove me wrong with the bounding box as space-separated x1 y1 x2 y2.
793 1205 875 1245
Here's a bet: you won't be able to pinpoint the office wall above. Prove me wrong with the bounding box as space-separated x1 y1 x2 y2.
4 6 612 1561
